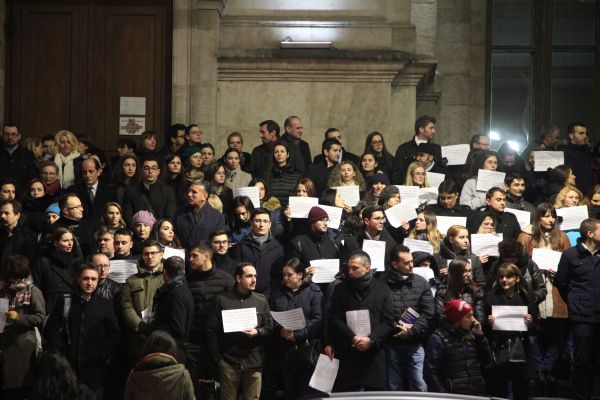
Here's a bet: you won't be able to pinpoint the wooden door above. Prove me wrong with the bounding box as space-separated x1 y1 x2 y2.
6 0 172 152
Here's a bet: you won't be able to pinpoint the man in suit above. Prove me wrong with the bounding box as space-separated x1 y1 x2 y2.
68 158 117 227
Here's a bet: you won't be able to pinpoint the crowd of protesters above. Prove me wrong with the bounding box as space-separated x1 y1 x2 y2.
0 116 596 400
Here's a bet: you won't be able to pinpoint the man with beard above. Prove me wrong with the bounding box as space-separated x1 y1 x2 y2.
561 121 593 195
504 173 535 221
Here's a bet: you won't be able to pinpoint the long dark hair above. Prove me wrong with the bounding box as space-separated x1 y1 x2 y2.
468 150 498 179
364 131 392 157
30 351 91 400
111 154 141 186
445 257 479 302
531 202 563 250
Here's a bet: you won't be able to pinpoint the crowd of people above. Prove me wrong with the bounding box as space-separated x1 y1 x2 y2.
0 115 597 400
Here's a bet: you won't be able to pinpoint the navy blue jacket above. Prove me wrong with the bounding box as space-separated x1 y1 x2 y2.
555 242 600 323
270 282 323 343
173 203 227 249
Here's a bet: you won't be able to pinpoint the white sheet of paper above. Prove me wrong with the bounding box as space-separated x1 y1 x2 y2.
346 309 371 336
222 307 258 333
442 144 470 166
504 208 531 229
233 186 261 208
436 216 467 235
318 205 343 230
119 96 146 115
289 196 319 218
396 185 420 208
427 172 446 190
557 205 588 231
419 187 439 205
533 151 565 172
470 233 503 256
270 308 306 331
531 248 563 271
309 354 340 393
362 240 387 271
109 259 138 284
403 238 434 255
164 246 186 261
333 186 360 207
412 266 435 282
141 306 152 323
0 298 9 333
476 169 506 192
310 259 340 283
492 305 528 331
384 202 418 228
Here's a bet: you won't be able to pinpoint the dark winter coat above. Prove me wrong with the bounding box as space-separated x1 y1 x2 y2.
329 273 395 390
434 238 486 288
468 208 521 241
392 137 442 184
173 203 227 249
231 233 285 298
206 287 274 370
140 275 194 348
562 142 594 195
212 253 237 277
21 194 53 232
268 163 302 207
486 251 547 305
0 221 38 265
122 181 177 227
67 181 118 228
270 281 323 344
187 266 234 343
380 269 434 344
53 215 94 257
354 227 397 271
555 242 600 323
287 229 341 269
424 318 491 395
303 161 335 197
280 133 310 173
424 202 472 218
0 144 38 195
96 278 123 305
313 147 359 167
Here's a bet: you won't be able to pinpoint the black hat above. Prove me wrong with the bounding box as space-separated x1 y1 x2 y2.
416 142 437 155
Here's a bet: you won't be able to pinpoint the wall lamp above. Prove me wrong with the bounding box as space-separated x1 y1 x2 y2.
280 36 334 49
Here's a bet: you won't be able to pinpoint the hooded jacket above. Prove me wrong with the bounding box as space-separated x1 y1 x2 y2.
124 353 195 400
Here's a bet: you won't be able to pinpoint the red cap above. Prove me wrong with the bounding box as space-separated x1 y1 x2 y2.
444 299 473 323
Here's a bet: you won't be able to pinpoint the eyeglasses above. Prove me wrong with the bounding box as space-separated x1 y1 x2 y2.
143 166 159 171
371 140 383 145
96 264 110 270
142 251 162 257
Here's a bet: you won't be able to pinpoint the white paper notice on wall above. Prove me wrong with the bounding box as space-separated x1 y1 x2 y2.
120 97 146 116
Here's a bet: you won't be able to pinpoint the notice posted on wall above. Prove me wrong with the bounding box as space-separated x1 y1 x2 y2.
119 96 146 135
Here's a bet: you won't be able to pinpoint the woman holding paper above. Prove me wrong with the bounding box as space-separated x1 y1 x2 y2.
517 202 570 383
403 161 431 188
0 255 45 397
269 258 323 399
485 263 538 400
459 151 499 210
407 211 442 253
268 143 302 208
554 185 584 245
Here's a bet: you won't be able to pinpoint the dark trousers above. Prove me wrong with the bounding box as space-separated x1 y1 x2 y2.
186 342 218 400
487 362 529 400
571 321 600 400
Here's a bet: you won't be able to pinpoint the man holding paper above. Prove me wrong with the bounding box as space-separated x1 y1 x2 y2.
555 218 600 400
467 187 520 241
380 245 434 391
355 206 397 270
327 250 394 391
206 263 273 400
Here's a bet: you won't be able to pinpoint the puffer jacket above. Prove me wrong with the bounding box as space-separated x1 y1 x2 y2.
270 281 323 343
124 353 195 400
424 318 491 395
434 283 485 323
380 269 434 344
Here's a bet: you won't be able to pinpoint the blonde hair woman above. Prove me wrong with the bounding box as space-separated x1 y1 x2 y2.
554 185 584 209
408 210 442 253
53 130 82 188
404 161 431 188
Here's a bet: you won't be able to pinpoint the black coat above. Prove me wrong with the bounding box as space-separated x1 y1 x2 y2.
21 194 53 232
280 133 310 173
122 181 177 227
288 229 341 269
424 318 491 395
270 281 323 343
329 274 395 391
562 142 594 195
0 144 38 195
467 208 521 241
46 292 120 385
555 242 600 323
0 221 38 265
313 147 359 166
303 162 335 197
434 238 486 288
391 137 442 184
353 228 397 271
380 269 434 344
424 203 472 218
53 215 94 258
67 181 118 228
231 234 285 298
32 246 83 316
173 203 227 249
212 253 237 277
268 163 302 207
434 283 485 323
186 266 234 342
140 275 194 347
486 251 547 305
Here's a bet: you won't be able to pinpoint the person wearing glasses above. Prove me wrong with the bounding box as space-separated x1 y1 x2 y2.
459 150 500 210
232 208 285 299
53 193 94 257
122 154 176 228
0 122 38 196
92 252 123 305
350 205 397 271
120 239 165 366
210 230 237 277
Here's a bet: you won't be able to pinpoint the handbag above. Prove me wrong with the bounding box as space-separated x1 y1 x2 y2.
284 339 321 370
492 336 527 365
